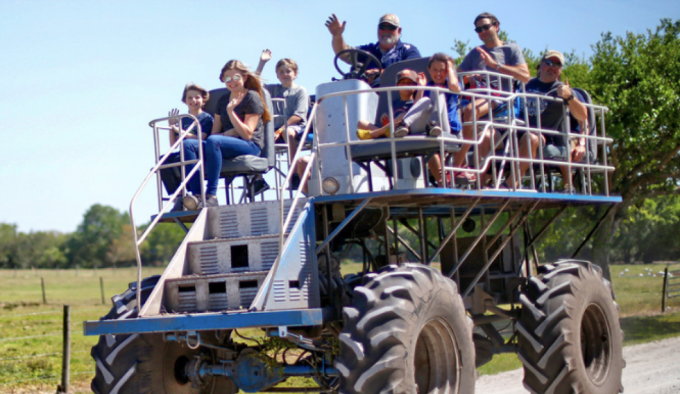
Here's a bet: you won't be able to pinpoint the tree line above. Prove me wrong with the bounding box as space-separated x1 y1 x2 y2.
0 204 185 269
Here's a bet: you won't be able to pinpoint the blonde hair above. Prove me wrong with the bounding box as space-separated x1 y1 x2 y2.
181 83 209 107
219 60 271 123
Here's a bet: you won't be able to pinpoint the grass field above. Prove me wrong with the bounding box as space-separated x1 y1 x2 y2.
1 262 679 392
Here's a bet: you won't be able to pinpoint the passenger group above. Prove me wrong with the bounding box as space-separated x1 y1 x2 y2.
163 11 589 210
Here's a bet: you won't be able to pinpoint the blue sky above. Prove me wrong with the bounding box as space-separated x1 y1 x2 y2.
1 0 678 233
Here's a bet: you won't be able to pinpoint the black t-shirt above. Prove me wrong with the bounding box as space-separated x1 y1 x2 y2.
521 78 577 145
216 90 265 149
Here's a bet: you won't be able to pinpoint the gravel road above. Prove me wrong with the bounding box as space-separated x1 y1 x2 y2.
475 336 680 393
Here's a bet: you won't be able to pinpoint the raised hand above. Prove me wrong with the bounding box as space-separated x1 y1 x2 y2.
417 72 427 86
476 47 498 69
168 108 180 126
260 49 272 63
556 84 572 99
227 92 246 112
325 14 346 37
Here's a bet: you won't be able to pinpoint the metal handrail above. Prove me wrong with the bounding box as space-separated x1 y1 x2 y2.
313 82 613 196
132 114 206 311
250 103 319 311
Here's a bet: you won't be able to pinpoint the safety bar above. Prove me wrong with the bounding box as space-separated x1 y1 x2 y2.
132 114 206 312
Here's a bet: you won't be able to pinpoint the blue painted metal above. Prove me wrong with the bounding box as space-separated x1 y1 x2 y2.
283 365 338 376
314 187 622 205
83 308 326 336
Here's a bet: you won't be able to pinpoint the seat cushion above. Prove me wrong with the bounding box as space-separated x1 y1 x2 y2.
219 155 268 174
350 137 460 162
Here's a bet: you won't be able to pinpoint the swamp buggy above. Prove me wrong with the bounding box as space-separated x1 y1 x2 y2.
84 52 624 394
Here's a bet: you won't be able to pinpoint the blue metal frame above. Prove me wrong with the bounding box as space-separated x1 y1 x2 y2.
314 188 622 205
83 308 327 336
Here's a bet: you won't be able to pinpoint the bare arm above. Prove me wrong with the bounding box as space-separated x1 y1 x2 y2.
211 114 223 136
325 14 349 55
414 72 427 102
476 47 531 83
255 49 271 76
286 115 302 126
563 93 587 122
226 91 260 140
446 59 461 93
497 63 530 84
229 113 259 140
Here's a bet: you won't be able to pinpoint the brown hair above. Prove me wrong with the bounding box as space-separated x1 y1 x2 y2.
181 83 209 107
474 12 499 27
428 52 453 69
218 60 271 123
275 58 299 74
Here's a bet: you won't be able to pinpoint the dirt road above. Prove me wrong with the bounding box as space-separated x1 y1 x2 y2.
475 336 680 394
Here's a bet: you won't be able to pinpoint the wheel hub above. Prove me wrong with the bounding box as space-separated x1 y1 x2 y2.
580 303 613 385
414 317 461 393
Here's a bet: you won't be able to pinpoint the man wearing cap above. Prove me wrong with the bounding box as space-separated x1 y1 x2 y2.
512 50 588 191
325 13 421 86
452 12 531 185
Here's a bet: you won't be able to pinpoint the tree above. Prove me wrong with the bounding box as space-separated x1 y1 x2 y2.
65 204 130 268
581 19 680 270
140 223 186 266
0 223 19 268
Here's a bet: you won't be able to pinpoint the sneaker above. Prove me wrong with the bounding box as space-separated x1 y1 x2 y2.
454 170 477 186
252 179 270 196
183 194 218 210
426 121 442 137
356 129 374 140
183 194 200 210
203 194 219 208
393 122 409 138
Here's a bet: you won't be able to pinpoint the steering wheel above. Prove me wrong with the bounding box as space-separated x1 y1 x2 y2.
333 48 383 82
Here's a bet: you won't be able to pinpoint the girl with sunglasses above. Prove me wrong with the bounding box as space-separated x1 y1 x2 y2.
182 60 271 210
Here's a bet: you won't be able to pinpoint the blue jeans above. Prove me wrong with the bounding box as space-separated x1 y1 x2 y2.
204 135 261 196
160 139 204 196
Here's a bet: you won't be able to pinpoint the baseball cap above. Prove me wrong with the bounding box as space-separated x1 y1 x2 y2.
379 14 400 27
542 50 564 65
396 69 417 84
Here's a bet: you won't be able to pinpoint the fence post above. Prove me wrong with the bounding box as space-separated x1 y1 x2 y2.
60 305 71 393
662 265 669 313
100 277 106 305
41 277 47 304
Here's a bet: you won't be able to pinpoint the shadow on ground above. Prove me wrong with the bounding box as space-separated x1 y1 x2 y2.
620 311 680 344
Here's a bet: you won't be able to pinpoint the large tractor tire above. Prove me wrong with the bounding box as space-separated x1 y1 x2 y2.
335 263 475 394
517 261 624 394
90 277 236 394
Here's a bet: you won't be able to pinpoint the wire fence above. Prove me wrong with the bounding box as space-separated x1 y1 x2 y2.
0 305 94 392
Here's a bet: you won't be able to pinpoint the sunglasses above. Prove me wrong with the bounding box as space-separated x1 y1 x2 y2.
223 74 243 83
378 23 398 31
543 59 562 68
474 23 496 33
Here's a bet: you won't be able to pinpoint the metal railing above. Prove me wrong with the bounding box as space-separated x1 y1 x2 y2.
131 114 206 310
250 103 319 310
312 73 613 196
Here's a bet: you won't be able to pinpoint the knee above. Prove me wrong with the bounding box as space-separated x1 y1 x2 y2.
287 128 297 141
462 107 473 121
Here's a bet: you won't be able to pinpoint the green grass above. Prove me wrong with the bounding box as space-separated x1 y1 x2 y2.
1 263 679 390
0 268 165 393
